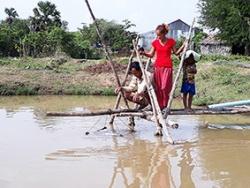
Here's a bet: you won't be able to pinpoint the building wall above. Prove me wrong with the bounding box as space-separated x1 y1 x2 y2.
200 44 231 55
168 20 190 40
138 31 156 50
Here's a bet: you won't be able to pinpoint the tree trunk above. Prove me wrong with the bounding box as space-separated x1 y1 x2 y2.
245 43 250 56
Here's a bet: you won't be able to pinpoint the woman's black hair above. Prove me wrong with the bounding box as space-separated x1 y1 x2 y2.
129 61 141 71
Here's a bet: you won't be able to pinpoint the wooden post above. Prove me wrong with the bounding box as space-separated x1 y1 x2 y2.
132 40 174 144
163 19 195 119
84 0 130 109
145 58 152 71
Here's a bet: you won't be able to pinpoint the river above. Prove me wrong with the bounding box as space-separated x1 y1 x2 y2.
0 96 250 188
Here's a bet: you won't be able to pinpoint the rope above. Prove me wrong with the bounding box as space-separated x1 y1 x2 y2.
84 116 105 135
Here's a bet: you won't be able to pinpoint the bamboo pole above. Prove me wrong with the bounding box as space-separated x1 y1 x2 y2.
47 109 140 117
132 40 174 144
116 108 250 116
108 36 140 127
46 107 250 117
145 58 152 71
84 0 130 109
163 19 195 119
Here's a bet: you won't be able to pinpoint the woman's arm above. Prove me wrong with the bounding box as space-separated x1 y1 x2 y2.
172 40 187 56
140 46 155 58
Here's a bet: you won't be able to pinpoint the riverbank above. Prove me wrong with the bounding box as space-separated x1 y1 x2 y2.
0 55 249 106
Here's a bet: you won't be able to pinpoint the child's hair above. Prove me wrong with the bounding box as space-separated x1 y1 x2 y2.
156 23 169 35
185 54 196 65
130 61 141 71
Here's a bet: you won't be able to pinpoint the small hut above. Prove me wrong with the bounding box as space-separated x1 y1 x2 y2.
200 35 231 55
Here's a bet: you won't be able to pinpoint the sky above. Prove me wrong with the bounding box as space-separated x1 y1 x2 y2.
0 0 200 33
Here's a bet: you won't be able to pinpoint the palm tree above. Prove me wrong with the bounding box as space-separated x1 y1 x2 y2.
4 7 19 25
29 1 62 31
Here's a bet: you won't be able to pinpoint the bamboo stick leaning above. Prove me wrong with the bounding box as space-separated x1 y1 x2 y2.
84 0 130 109
108 36 140 128
132 40 174 144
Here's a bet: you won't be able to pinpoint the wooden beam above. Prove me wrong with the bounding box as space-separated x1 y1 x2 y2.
47 109 140 117
46 107 250 117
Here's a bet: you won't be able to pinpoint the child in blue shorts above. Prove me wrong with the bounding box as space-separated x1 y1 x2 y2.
181 50 201 111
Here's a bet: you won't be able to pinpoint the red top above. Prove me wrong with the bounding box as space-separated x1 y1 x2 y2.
152 38 176 68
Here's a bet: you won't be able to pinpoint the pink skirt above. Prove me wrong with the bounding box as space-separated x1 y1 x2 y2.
153 67 173 110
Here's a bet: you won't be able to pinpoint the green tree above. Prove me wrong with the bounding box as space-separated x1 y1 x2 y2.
0 19 30 56
0 3 136 58
4 7 19 25
29 1 62 32
193 28 208 52
79 19 136 54
199 0 250 55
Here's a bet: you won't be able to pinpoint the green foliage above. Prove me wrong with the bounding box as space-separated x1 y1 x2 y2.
193 64 250 105
193 28 208 52
79 19 137 54
0 1 137 59
0 19 30 56
4 7 19 25
201 54 250 62
175 36 186 49
0 84 39 95
29 1 63 32
199 0 250 55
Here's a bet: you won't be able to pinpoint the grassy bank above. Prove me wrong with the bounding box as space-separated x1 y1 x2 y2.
0 57 118 96
0 55 249 106
193 57 250 105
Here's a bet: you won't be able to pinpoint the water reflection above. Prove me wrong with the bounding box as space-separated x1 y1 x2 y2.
108 137 176 188
178 143 195 188
45 134 199 188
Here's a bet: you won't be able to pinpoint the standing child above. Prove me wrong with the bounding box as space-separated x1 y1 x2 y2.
181 50 201 112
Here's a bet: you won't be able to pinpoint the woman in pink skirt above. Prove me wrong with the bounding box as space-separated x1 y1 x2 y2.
140 24 186 109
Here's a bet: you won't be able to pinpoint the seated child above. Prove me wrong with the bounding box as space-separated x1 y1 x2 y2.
181 50 201 111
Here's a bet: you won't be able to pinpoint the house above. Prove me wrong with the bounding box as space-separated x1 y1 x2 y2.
138 19 191 50
200 35 231 55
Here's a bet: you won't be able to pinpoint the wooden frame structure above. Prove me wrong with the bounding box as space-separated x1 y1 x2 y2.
46 1 250 144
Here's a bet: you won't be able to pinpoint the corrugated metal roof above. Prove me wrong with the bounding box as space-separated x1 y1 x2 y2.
201 35 227 45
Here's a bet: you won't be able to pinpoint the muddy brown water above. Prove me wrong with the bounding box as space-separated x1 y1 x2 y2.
0 96 250 188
